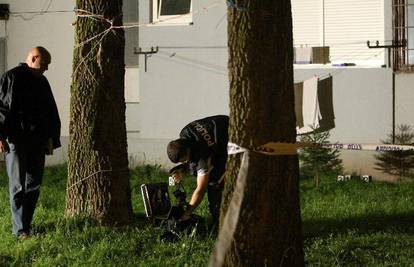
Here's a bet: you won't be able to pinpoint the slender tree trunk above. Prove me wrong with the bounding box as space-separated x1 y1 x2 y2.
65 0 132 224
315 170 320 187
212 1 304 266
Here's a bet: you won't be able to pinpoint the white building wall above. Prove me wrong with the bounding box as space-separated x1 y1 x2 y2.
3 0 75 164
6 1 74 136
137 0 229 140
1 1 142 166
3 1 414 181
396 74 414 126
135 0 414 181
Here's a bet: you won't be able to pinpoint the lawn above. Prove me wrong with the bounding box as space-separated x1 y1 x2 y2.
301 177 414 266
0 164 413 266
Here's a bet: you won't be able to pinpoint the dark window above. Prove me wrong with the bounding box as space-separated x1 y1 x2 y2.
153 0 192 24
159 0 191 16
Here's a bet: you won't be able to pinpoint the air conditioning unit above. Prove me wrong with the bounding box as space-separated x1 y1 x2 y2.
312 46 330 64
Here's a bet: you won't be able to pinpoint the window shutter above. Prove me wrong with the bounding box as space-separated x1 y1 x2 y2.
324 0 384 63
123 0 139 23
292 0 323 47
123 0 139 67
292 0 384 64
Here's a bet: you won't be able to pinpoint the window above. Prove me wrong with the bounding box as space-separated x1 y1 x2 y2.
152 0 192 25
393 0 414 72
123 0 139 67
292 0 384 66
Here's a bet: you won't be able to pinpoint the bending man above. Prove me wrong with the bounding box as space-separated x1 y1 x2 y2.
167 115 229 227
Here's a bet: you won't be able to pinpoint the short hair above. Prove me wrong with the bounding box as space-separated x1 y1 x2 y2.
36 46 51 63
167 139 190 163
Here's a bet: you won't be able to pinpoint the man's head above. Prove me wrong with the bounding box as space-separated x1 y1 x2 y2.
167 139 191 163
25 46 51 74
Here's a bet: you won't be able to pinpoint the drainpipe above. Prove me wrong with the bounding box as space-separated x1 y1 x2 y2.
392 71 395 144
322 0 325 47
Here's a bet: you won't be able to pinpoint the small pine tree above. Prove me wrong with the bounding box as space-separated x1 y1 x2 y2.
299 130 343 187
374 124 414 180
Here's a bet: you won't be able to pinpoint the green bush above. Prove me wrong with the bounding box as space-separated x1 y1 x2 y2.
299 130 343 186
375 124 414 180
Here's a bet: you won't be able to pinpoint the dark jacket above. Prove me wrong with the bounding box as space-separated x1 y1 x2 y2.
179 115 229 181
0 63 61 148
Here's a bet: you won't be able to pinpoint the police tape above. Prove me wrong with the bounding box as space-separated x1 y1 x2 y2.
322 143 414 152
227 142 414 156
228 142 297 155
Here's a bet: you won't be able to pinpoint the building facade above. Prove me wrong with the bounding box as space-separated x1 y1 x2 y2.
137 0 414 180
3 1 414 180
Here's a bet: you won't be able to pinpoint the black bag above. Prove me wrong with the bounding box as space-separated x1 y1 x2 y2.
141 182 172 220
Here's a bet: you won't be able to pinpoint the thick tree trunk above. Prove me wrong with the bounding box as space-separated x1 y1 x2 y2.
213 1 304 266
65 0 132 224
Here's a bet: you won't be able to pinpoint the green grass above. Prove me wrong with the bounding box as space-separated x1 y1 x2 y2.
301 177 414 266
0 165 413 266
0 164 214 267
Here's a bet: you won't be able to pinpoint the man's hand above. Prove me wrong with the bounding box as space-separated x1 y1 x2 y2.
169 163 188 183
180 204 194 221
171 171 183 184
180 209 192 221
0 139 9 153
185 174 208 217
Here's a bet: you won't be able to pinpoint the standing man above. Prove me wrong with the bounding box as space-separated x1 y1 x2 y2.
0 47 61 239
167 115 229 228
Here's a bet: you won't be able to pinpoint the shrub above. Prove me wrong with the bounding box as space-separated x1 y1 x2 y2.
374 124 414 180
299 130 343 187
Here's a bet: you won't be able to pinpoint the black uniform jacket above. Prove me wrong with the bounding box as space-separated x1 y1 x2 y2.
179 115 229 182
0 63 61 149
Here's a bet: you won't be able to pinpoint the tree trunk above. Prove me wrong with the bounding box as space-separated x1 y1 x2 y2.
212 1 304 266
65 0 133 225
315 170 320 187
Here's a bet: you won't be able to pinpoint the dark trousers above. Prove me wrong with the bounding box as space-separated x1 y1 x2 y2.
208 156 226 227
207 181 224 227
5 142 45 236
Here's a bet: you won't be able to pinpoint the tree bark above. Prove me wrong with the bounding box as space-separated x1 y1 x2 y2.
212 1 304 266
65 0 132 225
